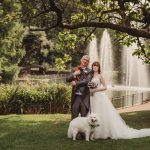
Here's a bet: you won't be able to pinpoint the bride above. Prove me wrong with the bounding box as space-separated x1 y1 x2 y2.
89 61 150 139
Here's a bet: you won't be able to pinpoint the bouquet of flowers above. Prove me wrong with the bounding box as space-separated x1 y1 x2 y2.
88 81 98 89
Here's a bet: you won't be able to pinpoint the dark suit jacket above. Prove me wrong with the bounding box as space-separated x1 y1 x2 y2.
66 67 92 110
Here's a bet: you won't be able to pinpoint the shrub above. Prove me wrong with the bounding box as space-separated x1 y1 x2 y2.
0 83 72 114
1 65 20 83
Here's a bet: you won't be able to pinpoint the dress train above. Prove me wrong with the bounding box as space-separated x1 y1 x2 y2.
90 78 150 139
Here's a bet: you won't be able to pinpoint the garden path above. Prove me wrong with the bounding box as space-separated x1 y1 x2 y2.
118 101 150 113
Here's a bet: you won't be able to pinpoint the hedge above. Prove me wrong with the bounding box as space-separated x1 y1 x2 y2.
0 83 72 114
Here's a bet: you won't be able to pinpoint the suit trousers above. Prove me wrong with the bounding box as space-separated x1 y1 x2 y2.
71 95 88 120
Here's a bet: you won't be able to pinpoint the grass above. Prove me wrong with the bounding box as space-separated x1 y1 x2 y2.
0 111 150 150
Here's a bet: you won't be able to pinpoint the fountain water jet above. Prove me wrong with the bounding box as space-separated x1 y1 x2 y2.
88 36 99 68
99 29 114 84
123 43 150 88
122 43 150 105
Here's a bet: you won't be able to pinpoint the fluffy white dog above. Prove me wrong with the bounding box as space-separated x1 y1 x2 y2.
67 113 100 141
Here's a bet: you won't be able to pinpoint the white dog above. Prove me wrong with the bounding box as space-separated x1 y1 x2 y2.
67 113 100 141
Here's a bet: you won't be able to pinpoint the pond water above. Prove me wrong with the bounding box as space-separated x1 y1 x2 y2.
106 85 150 108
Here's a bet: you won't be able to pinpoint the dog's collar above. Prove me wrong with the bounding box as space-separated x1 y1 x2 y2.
88 123 99 129
89 124 96 129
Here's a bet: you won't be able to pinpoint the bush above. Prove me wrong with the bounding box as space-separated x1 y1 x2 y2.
0 83 72 114
1 65 20 83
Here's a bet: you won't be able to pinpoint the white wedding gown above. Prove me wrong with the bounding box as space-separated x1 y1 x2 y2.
90 77 150 139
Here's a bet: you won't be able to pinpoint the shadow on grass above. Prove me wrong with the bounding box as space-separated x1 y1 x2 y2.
0 112 150 150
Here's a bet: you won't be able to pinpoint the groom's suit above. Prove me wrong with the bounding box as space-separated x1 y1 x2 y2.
66 67 92 120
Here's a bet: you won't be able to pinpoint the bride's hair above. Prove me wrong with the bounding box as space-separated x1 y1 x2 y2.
92 61 101 74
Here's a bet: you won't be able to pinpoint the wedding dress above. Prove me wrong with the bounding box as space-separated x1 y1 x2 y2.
90 77 150 139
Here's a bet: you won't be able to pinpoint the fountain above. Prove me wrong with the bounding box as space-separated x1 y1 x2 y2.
87 29 150 108
99 29 114 85
88 29 114 84
87 36 99 68
88 30 150 88
123 44 150 88
121 43 150 105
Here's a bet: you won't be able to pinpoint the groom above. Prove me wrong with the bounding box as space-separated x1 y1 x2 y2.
66 55 92 120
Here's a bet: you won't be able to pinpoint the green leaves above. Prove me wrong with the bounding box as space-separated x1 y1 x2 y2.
0 83 72 114
114 31 136 47
132 49 150 64
0 1 26 82
1 65 20 83
56 30 77 50
71 13 85 23
55 54 72 70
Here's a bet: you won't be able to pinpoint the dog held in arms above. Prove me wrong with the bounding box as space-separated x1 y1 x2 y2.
67 113 100 141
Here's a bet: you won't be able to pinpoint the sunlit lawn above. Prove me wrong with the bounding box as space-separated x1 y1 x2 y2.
0 111 150 150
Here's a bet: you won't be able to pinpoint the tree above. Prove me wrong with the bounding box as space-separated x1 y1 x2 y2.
19 0 150 63
0 0 26 82
19 31 52 74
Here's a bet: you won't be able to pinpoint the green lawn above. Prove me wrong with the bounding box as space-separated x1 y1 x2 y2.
0 111 150 150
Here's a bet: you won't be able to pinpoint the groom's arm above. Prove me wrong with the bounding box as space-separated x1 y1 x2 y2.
66 69 81 82
76 70 92 87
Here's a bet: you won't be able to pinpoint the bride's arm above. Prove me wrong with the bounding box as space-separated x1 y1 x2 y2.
90 75 107 93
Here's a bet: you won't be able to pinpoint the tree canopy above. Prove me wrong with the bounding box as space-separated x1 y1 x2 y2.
0 0 150 82
21 0 150 37
20 0 150 63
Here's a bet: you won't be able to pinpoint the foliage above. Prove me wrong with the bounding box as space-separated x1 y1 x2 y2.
1 65 20 83
113 31 150 64
0 0 149 78
19 0 150 63
132 39 150 64
46 27 93 68
21 29 86 70
0 0 26 81
0 83 72 114
55 54 72 70
56 30 77 50
20 31 51 67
